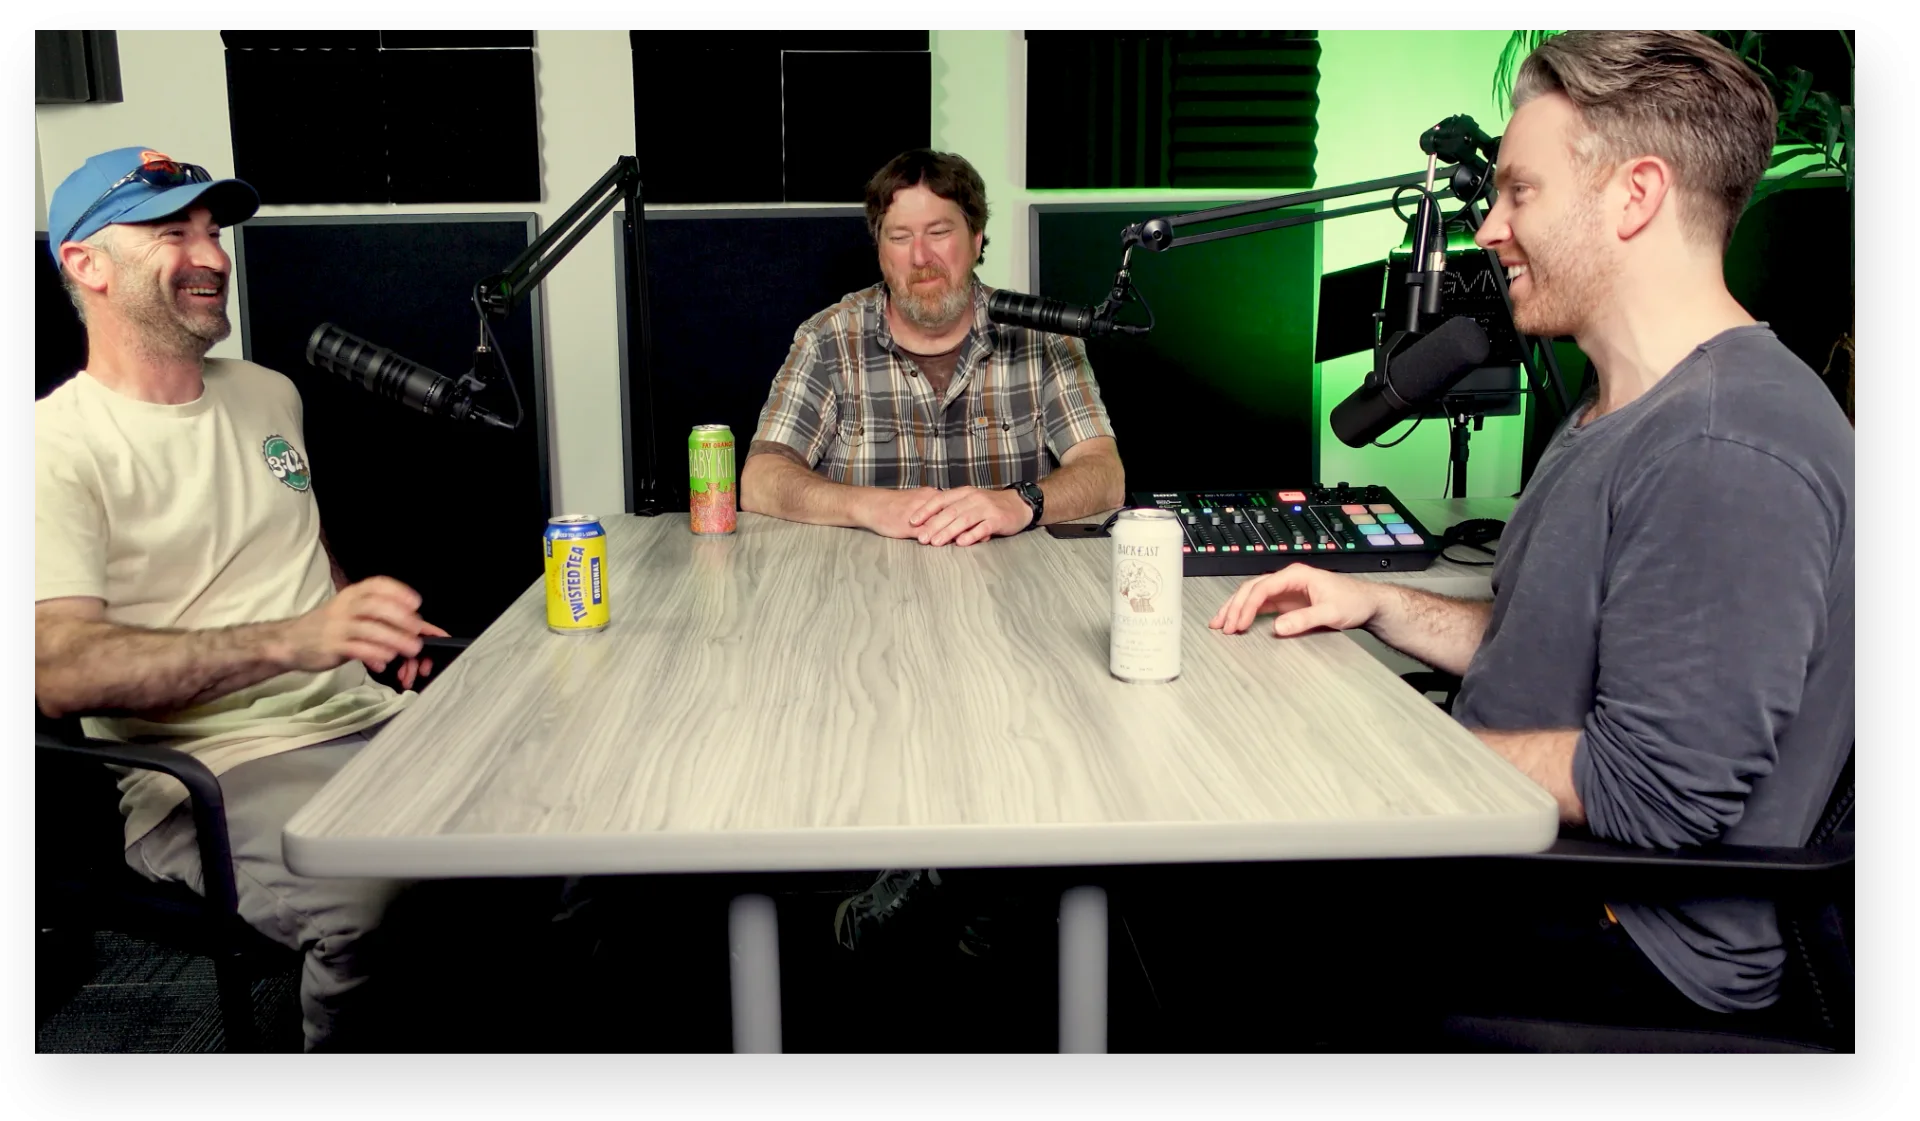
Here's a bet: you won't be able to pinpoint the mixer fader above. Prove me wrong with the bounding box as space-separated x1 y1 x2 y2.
1128 483 1441 576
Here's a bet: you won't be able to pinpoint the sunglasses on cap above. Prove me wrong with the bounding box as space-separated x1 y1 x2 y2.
61 156 214 246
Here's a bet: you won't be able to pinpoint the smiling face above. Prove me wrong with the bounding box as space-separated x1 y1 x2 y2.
99 204 234 356
1475 94 1617 340
878 183 984 333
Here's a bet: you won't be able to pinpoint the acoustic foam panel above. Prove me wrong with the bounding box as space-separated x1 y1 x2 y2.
225 47 388 204
781 52 931 202
224 38 538 205
633 48 785 204
383 49 539 204
236 216 550 638
630 32 930 204
379 31 533 49
221 31 379 49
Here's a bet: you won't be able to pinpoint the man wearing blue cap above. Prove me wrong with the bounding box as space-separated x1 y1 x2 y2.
35 147 445 1050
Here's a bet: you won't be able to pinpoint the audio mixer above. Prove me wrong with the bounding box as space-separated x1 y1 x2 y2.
1128 483 1440 576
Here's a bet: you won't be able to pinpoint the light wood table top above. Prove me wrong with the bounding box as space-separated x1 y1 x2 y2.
285 511 1554 879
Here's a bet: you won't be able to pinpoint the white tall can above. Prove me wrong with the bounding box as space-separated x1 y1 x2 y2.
1110 508 1184 683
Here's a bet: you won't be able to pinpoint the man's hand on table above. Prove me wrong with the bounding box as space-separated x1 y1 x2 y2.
1209 563 1381 637
854 486 944 541
906 486 1035 546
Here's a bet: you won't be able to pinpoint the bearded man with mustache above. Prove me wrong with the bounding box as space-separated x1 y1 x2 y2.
743 148 1125 547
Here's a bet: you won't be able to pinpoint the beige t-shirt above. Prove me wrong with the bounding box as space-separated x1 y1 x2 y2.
35 359 411 846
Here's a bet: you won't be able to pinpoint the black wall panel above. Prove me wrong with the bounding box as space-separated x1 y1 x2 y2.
235 216 551 638
35 235 87 400
625 209 881 509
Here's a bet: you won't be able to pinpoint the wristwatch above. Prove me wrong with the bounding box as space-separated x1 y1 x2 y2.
1005 480 1045 531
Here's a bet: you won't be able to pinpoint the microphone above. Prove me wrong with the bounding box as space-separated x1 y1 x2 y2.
986 290 1109 338
1330 316 1491 448
305 323 511 428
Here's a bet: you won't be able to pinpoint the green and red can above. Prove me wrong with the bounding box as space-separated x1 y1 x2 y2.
688 424 737 535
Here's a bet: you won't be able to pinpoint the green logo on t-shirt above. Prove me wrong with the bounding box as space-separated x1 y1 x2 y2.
262 435 311 491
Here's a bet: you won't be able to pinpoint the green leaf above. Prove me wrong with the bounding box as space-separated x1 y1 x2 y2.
1748 164 1830 211
1841 105 1854 190
1784 68 1814 116
1769 145 1820 168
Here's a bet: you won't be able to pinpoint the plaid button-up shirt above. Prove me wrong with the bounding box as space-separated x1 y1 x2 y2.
751 281 1116 489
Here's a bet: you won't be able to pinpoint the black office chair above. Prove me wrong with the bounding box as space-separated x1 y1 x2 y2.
1438 748 1854 1052
35 636 471 1052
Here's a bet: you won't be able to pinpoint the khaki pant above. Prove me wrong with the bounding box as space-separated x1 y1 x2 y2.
126 731 405 1051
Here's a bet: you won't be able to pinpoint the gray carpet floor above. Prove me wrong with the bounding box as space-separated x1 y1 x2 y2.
36 930 303 1053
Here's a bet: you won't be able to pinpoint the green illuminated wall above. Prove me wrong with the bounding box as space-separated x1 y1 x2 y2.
931 30 1522 499
1313 30 1519 499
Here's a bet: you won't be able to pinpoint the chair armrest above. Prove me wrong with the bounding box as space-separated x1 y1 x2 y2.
1526 833 1853 872
1483 832 1853 901
36 730 242 917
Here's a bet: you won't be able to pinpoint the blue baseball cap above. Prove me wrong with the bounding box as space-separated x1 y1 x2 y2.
47 146 260 261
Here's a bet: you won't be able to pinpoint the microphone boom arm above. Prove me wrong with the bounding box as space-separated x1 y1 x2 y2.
1113 123 1569 419
465 156 661 509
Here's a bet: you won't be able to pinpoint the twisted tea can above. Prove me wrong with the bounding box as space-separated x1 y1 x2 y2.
544 515 609 633
1110 508 1183 683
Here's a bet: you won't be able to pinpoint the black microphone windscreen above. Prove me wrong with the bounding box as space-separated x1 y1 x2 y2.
987 289 1098 337
306 322 460 417
1383 316 1492 403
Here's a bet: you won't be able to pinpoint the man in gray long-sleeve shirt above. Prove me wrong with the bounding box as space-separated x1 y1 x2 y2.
1212 30 1851 1021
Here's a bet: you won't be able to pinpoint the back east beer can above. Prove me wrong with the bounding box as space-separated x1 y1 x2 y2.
689 424 737 535
544 515 609 633
1110 508 1183 683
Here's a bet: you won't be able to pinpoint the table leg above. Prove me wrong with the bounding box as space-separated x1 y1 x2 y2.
1058 884 1108 1053
728 893 782 1053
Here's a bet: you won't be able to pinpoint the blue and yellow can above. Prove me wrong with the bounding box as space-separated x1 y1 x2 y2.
543 515 609 633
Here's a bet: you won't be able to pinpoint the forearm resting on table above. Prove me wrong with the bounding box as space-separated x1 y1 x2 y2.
1365 585 1492 677
1472 727 1586 825
35 609 295 719
1036 436 1125 524
739 444 871 528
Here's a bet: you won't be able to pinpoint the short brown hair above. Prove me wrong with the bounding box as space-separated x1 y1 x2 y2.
1513 30 1776 249
864 149 991 263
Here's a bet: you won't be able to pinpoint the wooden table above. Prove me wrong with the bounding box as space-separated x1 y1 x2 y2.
285 509 1550 1051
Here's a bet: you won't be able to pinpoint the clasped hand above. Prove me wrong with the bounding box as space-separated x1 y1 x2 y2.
860 485 1034 546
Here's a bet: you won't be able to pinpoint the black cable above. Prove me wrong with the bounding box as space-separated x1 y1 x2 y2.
469 291 526 430
1440 544 1496 566
1129 276 1155 333
1370 412 1423 448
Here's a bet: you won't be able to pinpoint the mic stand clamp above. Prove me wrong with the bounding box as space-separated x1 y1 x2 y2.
1087 247 1154 337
